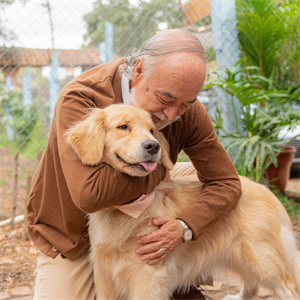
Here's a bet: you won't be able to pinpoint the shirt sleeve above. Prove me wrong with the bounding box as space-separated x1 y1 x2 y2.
54 82 166 213
177 101 242 239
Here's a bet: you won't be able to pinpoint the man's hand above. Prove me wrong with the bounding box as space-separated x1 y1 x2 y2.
135 215 183 265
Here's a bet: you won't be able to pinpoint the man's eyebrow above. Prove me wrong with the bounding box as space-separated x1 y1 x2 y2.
160 91 197 104
161 92 178 100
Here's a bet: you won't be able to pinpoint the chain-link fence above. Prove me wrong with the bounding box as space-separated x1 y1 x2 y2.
0 0 220 151
0 0 241 220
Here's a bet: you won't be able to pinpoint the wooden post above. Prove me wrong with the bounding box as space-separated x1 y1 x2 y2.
11 151 19 230
22 149 41 239
22 175 32 240
37 149 43 167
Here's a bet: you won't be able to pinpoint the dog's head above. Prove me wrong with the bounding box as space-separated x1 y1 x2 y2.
66 104 173 177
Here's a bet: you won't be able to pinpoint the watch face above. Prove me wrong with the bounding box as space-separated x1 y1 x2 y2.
184 229 193 241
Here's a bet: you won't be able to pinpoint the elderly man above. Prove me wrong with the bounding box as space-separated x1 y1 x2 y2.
28 29 241 300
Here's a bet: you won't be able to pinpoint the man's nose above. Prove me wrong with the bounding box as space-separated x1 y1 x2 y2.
163 106 185 121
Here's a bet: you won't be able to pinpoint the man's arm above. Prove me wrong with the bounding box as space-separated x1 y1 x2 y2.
178 102 241 239
135 101 241 264
56 87 166 213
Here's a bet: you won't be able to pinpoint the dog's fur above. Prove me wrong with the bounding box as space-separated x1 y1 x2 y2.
66 104 300 300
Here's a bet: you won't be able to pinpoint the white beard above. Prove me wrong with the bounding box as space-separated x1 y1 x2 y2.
130 87 180 130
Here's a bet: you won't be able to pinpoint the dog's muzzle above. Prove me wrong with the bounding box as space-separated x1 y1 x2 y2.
142 140 160 155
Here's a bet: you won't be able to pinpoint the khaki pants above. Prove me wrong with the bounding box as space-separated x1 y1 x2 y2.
33 245 95 300
33 162 202 300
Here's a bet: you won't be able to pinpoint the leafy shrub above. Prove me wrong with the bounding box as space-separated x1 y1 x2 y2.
0 84 37 150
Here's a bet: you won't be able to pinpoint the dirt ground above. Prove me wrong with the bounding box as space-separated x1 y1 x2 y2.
0 147 38 292
0 222 36 292
0 148 38 222
1 147 300 293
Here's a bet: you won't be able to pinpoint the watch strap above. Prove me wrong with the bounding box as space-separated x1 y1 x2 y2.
177 219 192 242
178 219 189 233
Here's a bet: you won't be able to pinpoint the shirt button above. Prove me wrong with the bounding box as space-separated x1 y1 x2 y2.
82 230 89 238
52 246 58 252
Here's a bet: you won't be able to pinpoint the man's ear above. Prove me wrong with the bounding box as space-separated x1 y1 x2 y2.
156 131 174 171
65 109 106 166
131 58 144 86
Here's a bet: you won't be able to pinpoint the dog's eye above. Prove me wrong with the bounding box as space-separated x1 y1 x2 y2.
150 129 154 135
118 125 128 130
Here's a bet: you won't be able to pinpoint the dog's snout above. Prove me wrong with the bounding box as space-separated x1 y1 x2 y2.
142 140 160 155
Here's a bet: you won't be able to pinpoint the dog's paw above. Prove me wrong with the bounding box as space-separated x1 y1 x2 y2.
222 294 243 300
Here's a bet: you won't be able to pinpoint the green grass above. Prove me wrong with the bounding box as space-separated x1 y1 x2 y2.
21 166 33 173
0 178 7 185
271 188 300 220
177 151 190 163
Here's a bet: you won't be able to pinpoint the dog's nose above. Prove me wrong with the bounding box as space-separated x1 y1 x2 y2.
142 140 160 155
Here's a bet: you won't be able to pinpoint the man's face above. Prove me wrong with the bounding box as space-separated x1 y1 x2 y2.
130 53 206 130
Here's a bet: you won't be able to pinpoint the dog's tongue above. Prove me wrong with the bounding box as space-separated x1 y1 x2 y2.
139 162 157 172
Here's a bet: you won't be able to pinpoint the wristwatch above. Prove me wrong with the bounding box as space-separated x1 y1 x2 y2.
177 219 193 242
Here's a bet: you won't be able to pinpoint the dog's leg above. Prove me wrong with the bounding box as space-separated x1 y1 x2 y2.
130 285 170 300
222 285 259 300
93 265 119 300
273 285 297 300
129 268 170 300
223 284 297 300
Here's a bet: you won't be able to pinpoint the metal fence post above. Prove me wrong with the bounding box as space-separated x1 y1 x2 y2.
49 51 60 125
100 42 107 64
210 0 242 133
100 22 113 65
5 76 12 89
5 76 14 141
105 21 113 63
23 65 32 106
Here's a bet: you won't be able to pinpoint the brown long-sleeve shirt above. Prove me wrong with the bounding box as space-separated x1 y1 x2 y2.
27 58 241 259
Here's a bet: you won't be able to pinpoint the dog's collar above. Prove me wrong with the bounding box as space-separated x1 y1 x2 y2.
114 190 155 219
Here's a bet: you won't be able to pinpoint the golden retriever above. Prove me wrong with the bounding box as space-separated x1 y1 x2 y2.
66 104 300 300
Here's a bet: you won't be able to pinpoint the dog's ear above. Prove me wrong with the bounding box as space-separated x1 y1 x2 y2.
65 109 106 166
156 131 174 171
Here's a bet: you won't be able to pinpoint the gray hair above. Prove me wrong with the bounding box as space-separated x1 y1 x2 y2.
119 29 207 80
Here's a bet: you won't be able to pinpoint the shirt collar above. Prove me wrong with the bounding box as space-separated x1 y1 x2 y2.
121 73 131 105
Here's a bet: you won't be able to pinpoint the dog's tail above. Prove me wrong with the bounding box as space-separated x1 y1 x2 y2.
294 250 300 294
281 219 300 296
291 247 300 296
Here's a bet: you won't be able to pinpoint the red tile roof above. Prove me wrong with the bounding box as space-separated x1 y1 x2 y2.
0 47 100 67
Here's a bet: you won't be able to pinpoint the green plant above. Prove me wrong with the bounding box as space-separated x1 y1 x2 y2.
236 0 300 86
0 84 37 150
177 150 190 163
205 60 300 182
218 0 300 183
20 120 48 159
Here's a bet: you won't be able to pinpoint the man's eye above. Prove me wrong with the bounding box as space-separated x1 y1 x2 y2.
158 96 168 104
117 125 128 130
